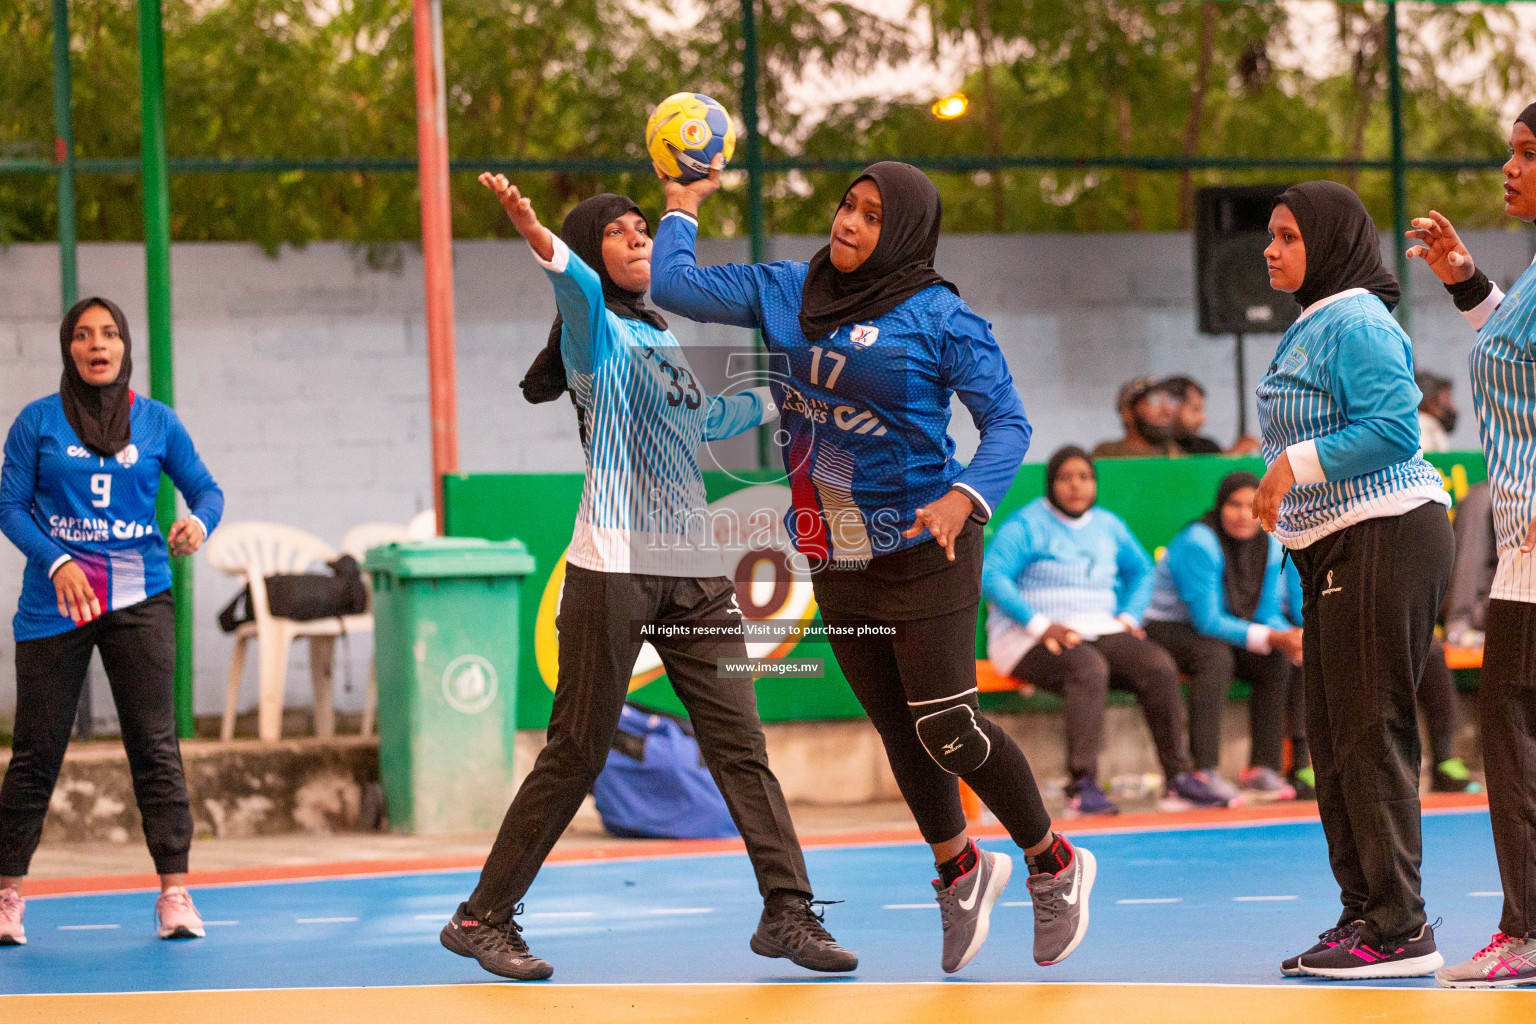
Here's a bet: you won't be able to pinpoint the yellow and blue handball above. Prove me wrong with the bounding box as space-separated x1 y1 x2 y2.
646 92 737 183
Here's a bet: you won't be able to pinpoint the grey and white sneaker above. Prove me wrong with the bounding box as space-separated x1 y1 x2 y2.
1195 770 1245 807
932 843 1013 974
1026 840 1096 966
1436 932 1536 988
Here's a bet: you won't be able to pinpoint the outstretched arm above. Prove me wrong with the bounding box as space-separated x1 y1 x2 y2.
480 172 612 374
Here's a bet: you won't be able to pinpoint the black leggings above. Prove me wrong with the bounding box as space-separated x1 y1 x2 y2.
1144 619 1295 772
0 591 191 877
824 603 1053 850
1012 631 1193 783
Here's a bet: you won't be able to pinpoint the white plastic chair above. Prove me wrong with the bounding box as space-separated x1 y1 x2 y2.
406 508 437 539
205 522 374 742
338 521 413 737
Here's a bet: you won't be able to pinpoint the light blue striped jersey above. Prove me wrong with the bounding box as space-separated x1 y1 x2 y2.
981 497 1154 673
536 237 771 576
1468 257 1536 602
1255 289 1449 549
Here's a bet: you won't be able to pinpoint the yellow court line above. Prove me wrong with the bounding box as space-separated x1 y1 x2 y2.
2 982 1532 1024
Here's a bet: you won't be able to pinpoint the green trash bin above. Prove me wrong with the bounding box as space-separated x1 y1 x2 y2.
363 538 536 833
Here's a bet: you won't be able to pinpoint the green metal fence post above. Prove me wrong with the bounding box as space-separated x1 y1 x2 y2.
739 0 771 468
1385 0 1411 329
138 0 194 738
52 0 77 311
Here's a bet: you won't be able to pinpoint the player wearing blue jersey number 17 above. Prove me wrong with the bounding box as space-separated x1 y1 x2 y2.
438 175 856 982
0 297 224 947
1404 102 1536 989
653 157 1095 976
1255 182 1454 981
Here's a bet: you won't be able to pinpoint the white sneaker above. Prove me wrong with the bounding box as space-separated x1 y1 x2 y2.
0 887 24 946
155 886 206 939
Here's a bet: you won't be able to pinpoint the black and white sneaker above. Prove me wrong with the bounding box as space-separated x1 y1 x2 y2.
750 891 859 972
1298 919 1444 980
1281 921 1359 977
933 842 1013 974
440 902 553 981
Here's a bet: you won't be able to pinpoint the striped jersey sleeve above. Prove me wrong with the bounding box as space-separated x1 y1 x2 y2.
1468 258 1536 603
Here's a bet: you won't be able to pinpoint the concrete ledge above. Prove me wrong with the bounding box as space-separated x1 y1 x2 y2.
6 694 1481 845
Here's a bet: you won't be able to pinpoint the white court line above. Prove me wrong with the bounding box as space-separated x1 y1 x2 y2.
56 923 119 930
296 917 359 924
1470 891 1503 897
412 914 450 921
1117 898 1182 905
203 921 240 927
531 911 596 919
1001 901 1031 907
883 904 937 910
647 908 713 916
1233 895 1298 902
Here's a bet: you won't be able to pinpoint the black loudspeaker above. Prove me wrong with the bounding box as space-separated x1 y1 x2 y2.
1195 185 1300 336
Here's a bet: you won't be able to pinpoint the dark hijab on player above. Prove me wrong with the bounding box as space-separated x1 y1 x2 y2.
797 161 959 343
1045 445 1095 520
519 193 668 403
58 296 134 458
1275 180 1400 312
1199 470 1269 621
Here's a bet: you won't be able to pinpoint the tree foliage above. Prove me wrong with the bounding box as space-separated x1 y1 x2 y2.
0 0 1528 246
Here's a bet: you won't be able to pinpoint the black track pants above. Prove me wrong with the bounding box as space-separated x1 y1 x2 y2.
1479 598 1536 939
467 567 810 922
1145 619 1296 773
0 591 191 876
1292 502 1454 945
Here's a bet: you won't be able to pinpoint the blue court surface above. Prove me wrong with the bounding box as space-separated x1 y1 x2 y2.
0 806 1516 995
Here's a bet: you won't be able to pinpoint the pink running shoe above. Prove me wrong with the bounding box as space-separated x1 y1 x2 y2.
155 886 205 940
0 887 24 946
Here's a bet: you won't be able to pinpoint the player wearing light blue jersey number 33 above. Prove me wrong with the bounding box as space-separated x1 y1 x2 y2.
0 296 224 946
438 176 855 982
653 157 1095 976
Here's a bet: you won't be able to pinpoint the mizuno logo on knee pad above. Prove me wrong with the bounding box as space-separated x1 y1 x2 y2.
915 703 992 775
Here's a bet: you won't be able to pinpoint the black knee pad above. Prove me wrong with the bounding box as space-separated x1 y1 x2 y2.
914 703 992 775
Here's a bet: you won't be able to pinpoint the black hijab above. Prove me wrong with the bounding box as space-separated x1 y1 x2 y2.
1519 102 1536 137
59 296 134 457
1045 446 1095 520
797 161 958 343
1275 180 1400 312
519 193 668 404
1199 471 1269 621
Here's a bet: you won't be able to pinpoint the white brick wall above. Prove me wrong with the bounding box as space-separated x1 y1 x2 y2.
1 228 1533 725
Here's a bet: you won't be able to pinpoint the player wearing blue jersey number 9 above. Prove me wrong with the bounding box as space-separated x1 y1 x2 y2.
1256 182 1454 981
437 173 857 982
652 157 1096 976
0 297 224 947
1404 104 1536 989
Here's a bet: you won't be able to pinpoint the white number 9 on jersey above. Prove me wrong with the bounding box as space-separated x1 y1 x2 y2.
90 473 112 508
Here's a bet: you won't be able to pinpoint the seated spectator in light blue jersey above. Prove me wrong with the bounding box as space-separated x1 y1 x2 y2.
983 446 1228 817
1145 471 1306 804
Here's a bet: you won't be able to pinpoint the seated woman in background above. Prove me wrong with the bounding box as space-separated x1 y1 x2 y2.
982 446 1229 817
1144 471 1305 804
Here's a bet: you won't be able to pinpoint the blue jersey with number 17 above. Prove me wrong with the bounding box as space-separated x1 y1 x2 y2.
0 393 224 641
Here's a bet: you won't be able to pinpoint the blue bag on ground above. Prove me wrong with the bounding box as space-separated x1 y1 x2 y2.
592 703 739 839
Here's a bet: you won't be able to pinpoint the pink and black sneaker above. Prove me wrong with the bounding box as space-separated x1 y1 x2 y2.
155 886 206 940
1298 918 1443 979
1281 921 1358 976
0 887 24 946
